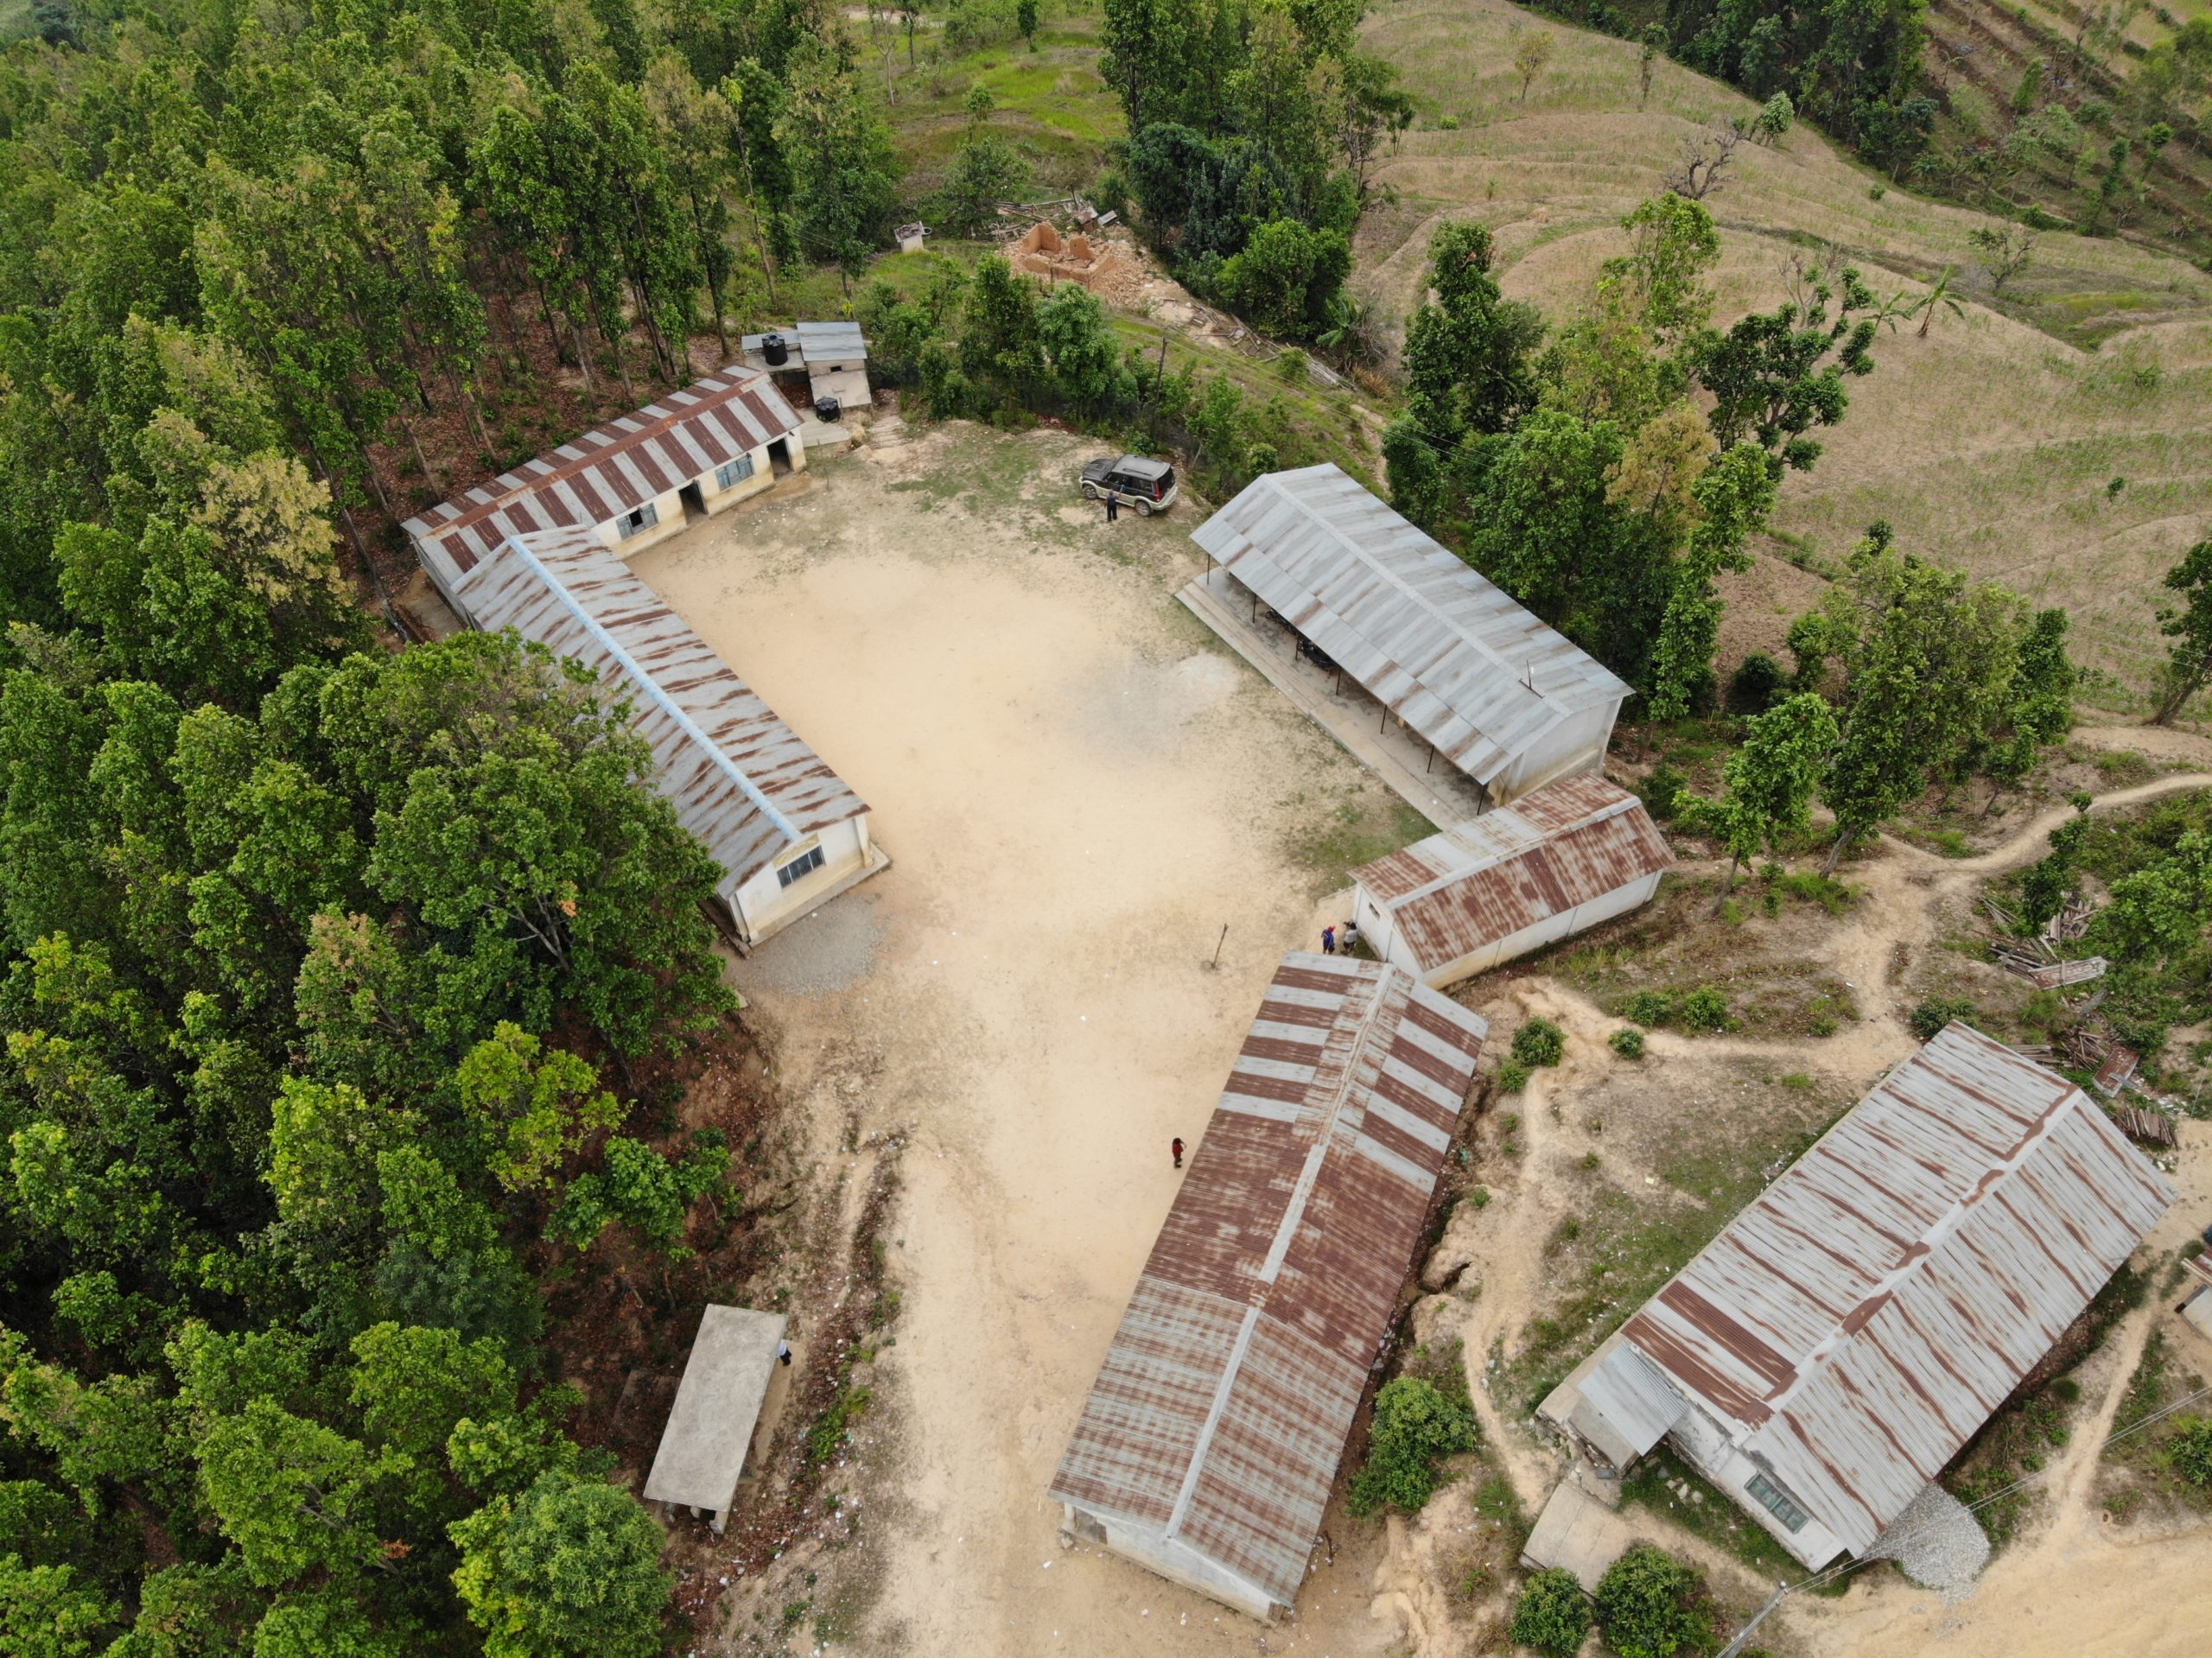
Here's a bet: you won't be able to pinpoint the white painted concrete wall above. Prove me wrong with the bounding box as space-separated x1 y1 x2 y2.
1063 1504 1280 1622
1666 1406 1847 1570
727 815 873 945
1488 696 1624 806
603 486 688 558
1357 870 1662 991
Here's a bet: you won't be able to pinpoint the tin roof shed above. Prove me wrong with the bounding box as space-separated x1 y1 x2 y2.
1605 1023 2176 1556
1352 772 1671 981
1190 466 1630 792
1050 954 1487 1617
444 525 867 899
402 369 800 575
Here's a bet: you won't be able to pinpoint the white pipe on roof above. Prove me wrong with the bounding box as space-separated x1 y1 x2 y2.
498 532 802 844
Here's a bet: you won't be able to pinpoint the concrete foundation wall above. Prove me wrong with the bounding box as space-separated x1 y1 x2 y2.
1062 1505 1281 1622
728 815 872 943
1665 1407 1847 1570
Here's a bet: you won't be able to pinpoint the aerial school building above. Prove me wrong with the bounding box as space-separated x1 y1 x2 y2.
403 369 882 950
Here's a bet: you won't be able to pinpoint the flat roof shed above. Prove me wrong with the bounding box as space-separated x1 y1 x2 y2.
1190 466 1630 806
1050 952 1488 1619
644 1305 789 1530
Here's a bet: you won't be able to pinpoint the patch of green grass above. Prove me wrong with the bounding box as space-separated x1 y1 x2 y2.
1284 789 1433 893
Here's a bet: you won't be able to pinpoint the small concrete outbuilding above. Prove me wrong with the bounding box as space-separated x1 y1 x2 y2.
1051 952 1488 1620
645 1305 789 1532
739 321 871 416
1350 772 1672 990
1545 1024 2176 1572
1186 465 1630 813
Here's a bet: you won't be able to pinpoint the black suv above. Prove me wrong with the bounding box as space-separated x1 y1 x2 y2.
1080 454 1179 514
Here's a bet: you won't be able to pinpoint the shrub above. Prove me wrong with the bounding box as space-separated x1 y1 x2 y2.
1496 1059 1532 1094
1510 1567 1592 1658
1622 989 1674 1027
1592 1545 1715 1658
1638 764 1687 823
1513 1018 1567 1068
1610 1026 1646 1059
2172 1417 2212 1487
1347 1377 1478 1515
1676 988 1730 1031
1727 651 1784 715
1910 995 1978 1040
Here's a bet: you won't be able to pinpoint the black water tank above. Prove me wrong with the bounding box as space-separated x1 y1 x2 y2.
762 333 789 366
816 393 842 422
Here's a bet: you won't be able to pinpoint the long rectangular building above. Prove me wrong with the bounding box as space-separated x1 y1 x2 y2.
438 524 880 948
1051 953 1487 1619
1564 1023 2176 1567
1190 466 1630 808
403 368 804 588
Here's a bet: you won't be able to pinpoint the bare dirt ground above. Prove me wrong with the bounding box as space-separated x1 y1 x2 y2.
631 424 1421 1657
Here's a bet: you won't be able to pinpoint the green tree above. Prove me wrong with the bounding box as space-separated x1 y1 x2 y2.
933 86 1028 238
778 36 899 287
1646 442 1778 720
1217 219 1353 341
1592 1545 1714 1658
1702 692 1840 895
1510 1567 1592 1658
0 1556 120 1658
455 1025 624 1195
1694 257 1884 472
1397 222 1545 454
2153 538 2212 724
1346 1377 1477 1515
448 1472 671 1658
196 1401 398 1588
958 256 1048 408
1037 285 1135 417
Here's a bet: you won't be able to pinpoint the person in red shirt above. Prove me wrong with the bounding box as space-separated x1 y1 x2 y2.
1171 1137 1185 1170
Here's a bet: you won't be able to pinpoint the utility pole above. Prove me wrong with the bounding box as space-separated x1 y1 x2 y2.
1714 1581 1791 1658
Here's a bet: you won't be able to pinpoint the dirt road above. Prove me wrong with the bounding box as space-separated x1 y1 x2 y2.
634 428 1412 1657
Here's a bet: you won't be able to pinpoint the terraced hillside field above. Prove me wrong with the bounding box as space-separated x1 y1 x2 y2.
1361 0 2212 700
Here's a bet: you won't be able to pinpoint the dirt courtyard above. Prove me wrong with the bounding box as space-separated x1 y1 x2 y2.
630 424 1421 1656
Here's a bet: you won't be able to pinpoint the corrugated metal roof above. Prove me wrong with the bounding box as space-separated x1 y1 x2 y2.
1353 773 1672 973
401 370 801 575
795 321 867 361
1620 1023 2176 1554
1190 467 1630 787
1052 954 1487 1608
448 526 866 894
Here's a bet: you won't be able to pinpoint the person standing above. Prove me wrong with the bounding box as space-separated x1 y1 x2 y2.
1171 1137 1185 1169
1341 920 1359 956
1321 924 1337 955
1105 490 1119 523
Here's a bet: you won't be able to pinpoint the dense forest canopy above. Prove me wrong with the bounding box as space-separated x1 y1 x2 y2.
0 0 836 1650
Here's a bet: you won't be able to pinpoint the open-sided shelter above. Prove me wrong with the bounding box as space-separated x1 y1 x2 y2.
1351 772 1672 988
1051 953 1487 1619
402 368 802 579
1190 465 1630 808
433 524 882 949
644 1305 788 1532
1560 1023 2176 1568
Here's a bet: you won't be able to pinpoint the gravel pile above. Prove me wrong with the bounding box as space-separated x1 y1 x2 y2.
1864 1482 1990 1600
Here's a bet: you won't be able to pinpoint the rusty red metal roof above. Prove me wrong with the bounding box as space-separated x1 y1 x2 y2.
1189 466 1630 786
1620 1023 2176 1555
1352 773 1671 974
401 369 801 575
1050 954 1487 1609
447 526 865 896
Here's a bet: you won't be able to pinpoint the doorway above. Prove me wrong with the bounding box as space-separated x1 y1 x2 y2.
678 481 705 522
767 437 792 476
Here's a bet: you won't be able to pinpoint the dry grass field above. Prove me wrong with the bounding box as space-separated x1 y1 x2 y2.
1359 0 2212 699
